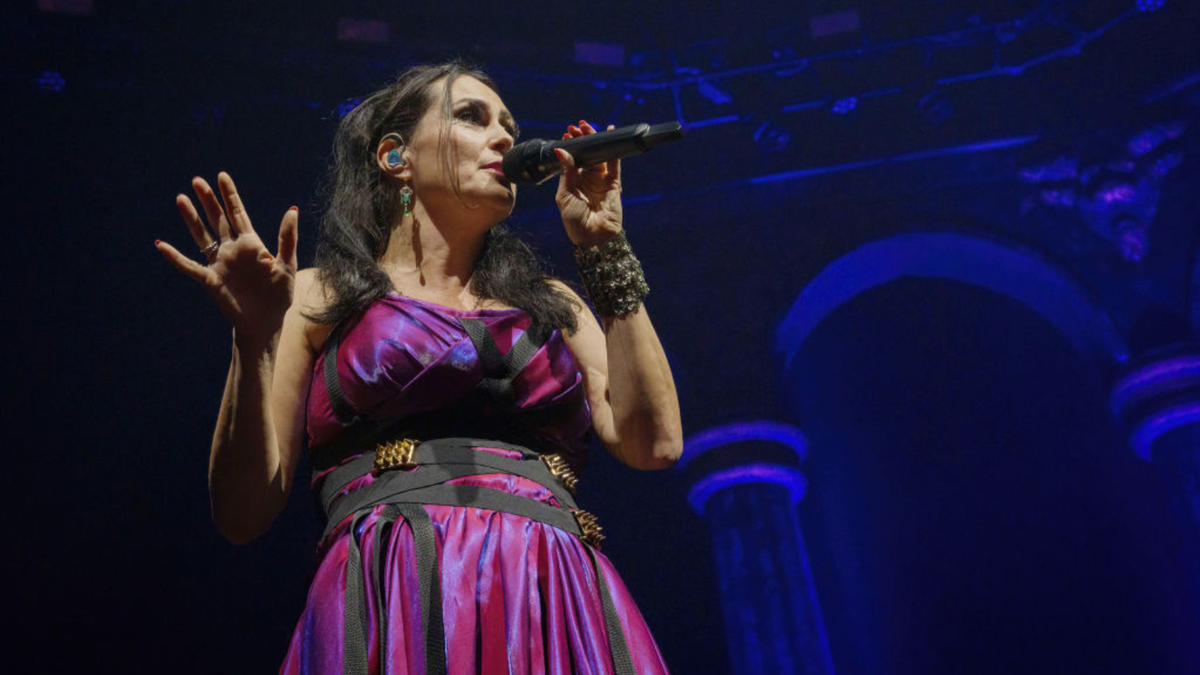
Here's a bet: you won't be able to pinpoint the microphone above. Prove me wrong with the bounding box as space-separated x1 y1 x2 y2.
502 121 684 184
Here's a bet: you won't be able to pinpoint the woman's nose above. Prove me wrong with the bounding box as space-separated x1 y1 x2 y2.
491 127 514 154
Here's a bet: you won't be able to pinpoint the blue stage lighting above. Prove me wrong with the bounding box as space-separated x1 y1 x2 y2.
753 120 792 152
697 80 733 105
36 71 65 93
337 98 362 118
831 96 858 115
1136 0 1164 12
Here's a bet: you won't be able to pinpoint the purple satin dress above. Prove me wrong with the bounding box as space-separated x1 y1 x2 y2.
280 294 671 675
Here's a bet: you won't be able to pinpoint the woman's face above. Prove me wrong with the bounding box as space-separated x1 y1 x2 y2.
403 75 519 221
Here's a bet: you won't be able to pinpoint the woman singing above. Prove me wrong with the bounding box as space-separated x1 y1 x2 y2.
156 61 682 674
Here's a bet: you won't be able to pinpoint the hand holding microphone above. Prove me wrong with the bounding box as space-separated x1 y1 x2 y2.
502 120 684 184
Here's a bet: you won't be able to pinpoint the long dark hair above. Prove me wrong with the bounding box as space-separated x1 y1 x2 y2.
312 61 579 333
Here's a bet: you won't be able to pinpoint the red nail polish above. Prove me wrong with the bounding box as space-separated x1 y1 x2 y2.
154 239 161 246
289 205 298 212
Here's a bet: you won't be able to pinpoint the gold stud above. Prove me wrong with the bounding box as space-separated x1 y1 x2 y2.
572 509 605 549
541 453 580 495
373 438 419 475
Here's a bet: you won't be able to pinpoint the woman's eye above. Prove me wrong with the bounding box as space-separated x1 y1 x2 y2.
456 107 483 123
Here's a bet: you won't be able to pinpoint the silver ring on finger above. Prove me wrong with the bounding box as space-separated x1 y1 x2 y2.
200 240 220 263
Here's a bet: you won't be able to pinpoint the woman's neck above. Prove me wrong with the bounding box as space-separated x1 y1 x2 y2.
378 204 491 308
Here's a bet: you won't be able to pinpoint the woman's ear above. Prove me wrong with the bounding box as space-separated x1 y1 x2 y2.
376 133 411 179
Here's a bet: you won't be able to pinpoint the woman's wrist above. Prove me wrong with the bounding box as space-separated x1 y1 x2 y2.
232 326 281 359
568 227 621 249
574 230 650 317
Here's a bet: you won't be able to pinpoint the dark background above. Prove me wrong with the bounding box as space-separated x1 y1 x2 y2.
6 0 1200 673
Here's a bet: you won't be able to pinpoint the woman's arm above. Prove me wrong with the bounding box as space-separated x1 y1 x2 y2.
550 121 683 470
552 120 686 466
157 173 322 543
557 281 683 470
206 270 324 543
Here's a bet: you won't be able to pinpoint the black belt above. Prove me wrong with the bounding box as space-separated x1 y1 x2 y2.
320 437 636 675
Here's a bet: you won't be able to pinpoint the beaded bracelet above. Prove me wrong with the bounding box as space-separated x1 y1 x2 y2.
573 230 650 316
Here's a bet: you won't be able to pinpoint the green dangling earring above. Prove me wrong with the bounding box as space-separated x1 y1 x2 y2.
400 184 413 217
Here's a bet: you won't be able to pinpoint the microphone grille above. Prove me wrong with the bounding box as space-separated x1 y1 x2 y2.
502 139 551 184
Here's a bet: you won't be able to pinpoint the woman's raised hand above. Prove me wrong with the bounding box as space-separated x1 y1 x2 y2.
156 172 299 346
555 120 624 248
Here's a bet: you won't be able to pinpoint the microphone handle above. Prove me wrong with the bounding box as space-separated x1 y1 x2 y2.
557 121 684 166
509 121 684 184
557 122 651 165
550 122 684 178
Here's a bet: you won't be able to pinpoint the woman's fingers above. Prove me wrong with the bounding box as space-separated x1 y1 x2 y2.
193 176 232 241
176 194 214 250
217 172 256 237
572 121 618 179
217 171 255 237
555 147 578 171
554 147 580 193
278 206 299 273
604 124 621 179
557 119 623 196
155 239 211 285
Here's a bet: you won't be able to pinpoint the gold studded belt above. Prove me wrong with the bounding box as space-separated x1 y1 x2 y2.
317 437 602 549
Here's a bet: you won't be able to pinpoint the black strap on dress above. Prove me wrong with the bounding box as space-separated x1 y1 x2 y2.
315 316 636 675
322 325 364 428
459 316 548 407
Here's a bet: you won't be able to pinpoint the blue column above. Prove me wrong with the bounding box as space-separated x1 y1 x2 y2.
681 422 835 675
1111 344 1200 526
1111 343 1200 585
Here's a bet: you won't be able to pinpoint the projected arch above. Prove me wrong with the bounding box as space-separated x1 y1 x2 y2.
776 231 1127 367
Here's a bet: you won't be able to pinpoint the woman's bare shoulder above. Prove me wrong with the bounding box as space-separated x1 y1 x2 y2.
294 268 325 303
292 268 335 353
545 277 587 307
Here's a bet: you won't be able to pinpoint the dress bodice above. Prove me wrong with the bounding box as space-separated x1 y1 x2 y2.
305 294 592 468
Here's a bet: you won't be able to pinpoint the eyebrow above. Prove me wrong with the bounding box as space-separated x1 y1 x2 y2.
503 113 521 140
